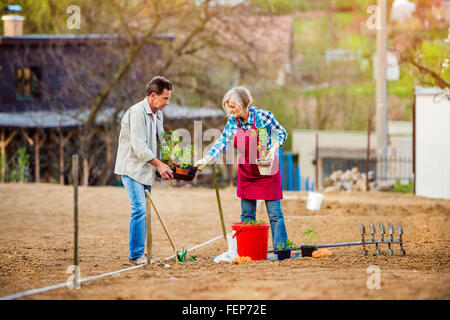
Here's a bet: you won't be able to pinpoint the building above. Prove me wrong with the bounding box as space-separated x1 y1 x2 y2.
292 121 413 190
414 86 450 199
0 11 224 186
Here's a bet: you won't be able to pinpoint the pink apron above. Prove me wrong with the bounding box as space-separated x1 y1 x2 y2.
234 115 283 201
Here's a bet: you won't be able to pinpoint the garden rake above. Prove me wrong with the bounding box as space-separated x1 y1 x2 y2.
267 223 406 257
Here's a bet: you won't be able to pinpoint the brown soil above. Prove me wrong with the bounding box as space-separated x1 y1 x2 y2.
0 183 449 300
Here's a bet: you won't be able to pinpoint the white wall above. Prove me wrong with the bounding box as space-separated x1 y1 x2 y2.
415 92 450 199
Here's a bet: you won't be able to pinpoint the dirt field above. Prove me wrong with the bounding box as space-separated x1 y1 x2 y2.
0 183 449 300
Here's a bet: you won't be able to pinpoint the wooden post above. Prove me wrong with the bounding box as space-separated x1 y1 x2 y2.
212 164 227 241
145 189 152 265
24 131 46 184
412 91 416 195
34 132 40 183
227 164 234 187
315 133 319 191
82 158 89 186
366 118 372 192
72 155 80 289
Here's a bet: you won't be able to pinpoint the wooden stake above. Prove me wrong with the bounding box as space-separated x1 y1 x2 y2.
366 118 372 192
72 155 80 289
212 164 227 241
147 194 177 253
145 189 152 265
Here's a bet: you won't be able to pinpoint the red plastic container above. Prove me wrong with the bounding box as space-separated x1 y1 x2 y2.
231 222 270 261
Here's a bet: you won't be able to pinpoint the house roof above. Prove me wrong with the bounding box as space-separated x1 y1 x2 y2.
0 33 175 46
0 104 224 129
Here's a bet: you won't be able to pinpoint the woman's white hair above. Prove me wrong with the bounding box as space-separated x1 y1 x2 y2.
222 87 253 117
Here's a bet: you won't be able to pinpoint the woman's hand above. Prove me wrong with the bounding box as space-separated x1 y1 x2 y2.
265 142 281 162
194 155 212 171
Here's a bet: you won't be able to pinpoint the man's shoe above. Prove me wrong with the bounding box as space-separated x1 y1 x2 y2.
129 254 159 265
129 254 148 265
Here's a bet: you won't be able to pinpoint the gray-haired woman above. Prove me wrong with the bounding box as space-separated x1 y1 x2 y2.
195 87 288 250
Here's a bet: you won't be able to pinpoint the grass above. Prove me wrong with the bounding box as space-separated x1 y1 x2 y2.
392 181 414 194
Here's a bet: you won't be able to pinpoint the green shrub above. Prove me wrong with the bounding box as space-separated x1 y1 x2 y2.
392 181 414 194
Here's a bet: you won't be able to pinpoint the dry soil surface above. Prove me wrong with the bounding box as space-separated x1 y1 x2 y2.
0 183 449 300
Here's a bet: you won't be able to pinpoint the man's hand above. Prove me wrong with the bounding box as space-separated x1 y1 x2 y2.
150 158 173 179
156 162 174 180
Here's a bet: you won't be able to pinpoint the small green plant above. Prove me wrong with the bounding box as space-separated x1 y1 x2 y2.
302 226 318 246
276 239 297 251
0 153 7 183
15 146 29 182
159 130 180 166
392 180 414 194
242 219 267 225
8 146 30 183
251 127 270 159
177 145 195 169
159 130 195 168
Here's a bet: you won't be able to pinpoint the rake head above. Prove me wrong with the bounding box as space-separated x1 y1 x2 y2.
359 222 405 256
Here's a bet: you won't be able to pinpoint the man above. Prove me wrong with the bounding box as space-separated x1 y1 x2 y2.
114 76 174 265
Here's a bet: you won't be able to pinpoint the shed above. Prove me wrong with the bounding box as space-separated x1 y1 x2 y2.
414 87 450 199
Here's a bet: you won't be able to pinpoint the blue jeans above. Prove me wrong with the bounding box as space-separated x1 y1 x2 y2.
240 199 288 249
121 175 151 260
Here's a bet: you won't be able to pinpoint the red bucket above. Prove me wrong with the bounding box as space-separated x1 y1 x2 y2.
231 222 270 261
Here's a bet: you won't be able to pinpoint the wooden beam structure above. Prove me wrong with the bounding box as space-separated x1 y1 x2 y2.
51 130 75 185
22 130 47 183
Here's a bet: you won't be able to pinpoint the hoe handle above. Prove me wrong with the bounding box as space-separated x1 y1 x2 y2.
148 194 177 253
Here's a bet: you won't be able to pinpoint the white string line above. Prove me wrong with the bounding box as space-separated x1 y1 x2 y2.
0 233 226 300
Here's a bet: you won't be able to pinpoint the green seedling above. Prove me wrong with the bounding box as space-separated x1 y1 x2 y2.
276 239 297 251
302 226 318 247
242 220 266 225
159 130 195 168
176 248 198 263
251 127 270 159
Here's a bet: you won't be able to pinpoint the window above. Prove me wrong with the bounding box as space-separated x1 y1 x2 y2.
16 66 41 99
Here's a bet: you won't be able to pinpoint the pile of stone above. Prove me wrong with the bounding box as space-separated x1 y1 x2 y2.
322 167 375 192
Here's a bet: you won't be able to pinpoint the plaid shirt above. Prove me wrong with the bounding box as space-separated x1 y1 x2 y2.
207 105 288 161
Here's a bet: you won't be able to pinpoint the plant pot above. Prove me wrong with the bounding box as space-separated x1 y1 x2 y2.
256 158 273 175
175 167 189 175
156 165 198 181
301 245 318 257
276 249 291 261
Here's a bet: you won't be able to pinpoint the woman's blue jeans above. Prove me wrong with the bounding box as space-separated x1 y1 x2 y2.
121 175 151 260
240 199 288 249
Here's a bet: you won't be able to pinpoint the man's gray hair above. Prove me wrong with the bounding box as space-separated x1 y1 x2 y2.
222 87 253 117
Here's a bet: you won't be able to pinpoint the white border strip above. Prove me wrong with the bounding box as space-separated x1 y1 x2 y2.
0 233 226 300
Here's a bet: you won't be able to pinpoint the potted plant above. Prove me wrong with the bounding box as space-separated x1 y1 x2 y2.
275 239 296 261
301 226 318 257
157 130 198 181
252 127 273 175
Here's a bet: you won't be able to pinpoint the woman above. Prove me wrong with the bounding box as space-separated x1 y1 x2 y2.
195 87 288 250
